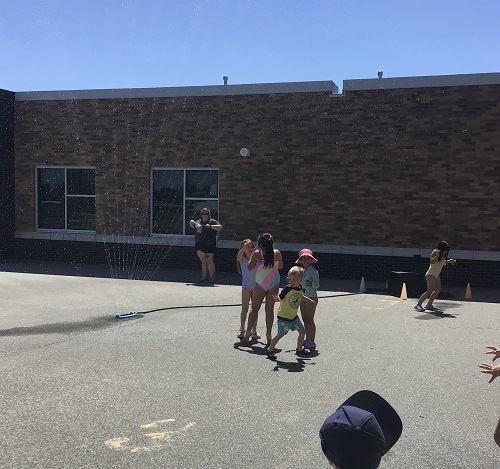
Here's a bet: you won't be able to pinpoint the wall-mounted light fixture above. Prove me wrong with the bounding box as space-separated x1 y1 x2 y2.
240 147 250 157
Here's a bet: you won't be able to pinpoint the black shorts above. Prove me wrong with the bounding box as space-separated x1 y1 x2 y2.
195 243 216 254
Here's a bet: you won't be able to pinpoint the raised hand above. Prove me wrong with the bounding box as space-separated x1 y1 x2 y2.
479 362 500 383
485 346 500 362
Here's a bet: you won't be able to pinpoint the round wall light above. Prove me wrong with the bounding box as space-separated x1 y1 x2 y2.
240 147 250 157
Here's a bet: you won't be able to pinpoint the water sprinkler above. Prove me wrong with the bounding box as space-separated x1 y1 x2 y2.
115 311 138 319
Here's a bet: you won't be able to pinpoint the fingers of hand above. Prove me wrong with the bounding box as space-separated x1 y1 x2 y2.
480 363 494 372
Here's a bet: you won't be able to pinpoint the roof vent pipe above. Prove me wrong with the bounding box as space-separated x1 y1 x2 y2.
223 75 228 85
378 70 383 78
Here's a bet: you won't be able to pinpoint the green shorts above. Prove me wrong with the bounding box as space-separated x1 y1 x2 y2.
277 315 304 335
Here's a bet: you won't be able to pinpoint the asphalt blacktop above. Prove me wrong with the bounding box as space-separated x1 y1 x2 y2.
1 260 500 469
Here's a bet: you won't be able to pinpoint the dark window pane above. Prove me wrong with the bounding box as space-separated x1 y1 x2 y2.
38 168 65 202
152 170 184 234
186 170 218 198
37 168 65 229
67 197 95 231
38 201 65 229
67 169 95 195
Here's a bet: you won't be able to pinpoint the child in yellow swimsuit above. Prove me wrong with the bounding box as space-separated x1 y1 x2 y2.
414 241 456 312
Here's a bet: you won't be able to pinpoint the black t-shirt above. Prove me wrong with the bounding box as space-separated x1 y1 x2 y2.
194 218 219 246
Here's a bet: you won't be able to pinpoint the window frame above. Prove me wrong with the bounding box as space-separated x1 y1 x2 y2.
35 165 96 233
150 167 219 237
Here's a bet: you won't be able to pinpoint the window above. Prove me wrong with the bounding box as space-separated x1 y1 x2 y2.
37 167 96 231
152 168 219 235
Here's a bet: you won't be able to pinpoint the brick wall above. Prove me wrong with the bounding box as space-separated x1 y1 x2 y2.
12 81 500 286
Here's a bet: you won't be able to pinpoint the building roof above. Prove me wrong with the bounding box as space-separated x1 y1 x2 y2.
14 80 337 101
343 72 500 91
12 72 500 101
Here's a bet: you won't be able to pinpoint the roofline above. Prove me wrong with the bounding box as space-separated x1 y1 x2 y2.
343 72 500 91
11 72 500 101
15 80 338 101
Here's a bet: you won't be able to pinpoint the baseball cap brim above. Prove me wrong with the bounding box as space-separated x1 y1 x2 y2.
341 390 403 454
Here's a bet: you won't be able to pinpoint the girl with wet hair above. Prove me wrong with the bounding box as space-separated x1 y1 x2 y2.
259 233 276 268
242 233 283 346
414 240 456 313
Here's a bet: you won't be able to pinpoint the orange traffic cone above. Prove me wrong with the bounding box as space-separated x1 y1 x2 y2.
465 282 472 300
400 283 408 300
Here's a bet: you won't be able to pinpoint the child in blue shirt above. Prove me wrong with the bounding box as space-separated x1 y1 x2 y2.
295 248 320 349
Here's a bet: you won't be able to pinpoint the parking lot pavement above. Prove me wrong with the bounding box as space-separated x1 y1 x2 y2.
1 262 499 468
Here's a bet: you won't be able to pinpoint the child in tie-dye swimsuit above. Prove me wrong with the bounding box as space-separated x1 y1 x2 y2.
242 233 283 346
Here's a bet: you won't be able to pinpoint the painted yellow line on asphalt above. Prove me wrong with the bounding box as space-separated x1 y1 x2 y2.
104 437 130 449
105 418 197 453
140 419 175 429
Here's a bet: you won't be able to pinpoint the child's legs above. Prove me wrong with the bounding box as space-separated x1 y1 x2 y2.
427 276 441 305
267 333 284 352
196 250 209 279
297 327 306 350
240 288 252 331
245 285 265 336
300 298 318 342
418 275 437 305
264 286 279 342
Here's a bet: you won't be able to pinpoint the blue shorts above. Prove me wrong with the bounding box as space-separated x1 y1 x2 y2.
277 315 304 335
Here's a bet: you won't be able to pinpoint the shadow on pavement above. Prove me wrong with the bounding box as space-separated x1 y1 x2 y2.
0 316 118 336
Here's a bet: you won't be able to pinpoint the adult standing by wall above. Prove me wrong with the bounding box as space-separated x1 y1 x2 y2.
189 208 222 284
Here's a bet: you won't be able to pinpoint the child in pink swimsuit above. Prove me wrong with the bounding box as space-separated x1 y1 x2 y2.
242 233 283 346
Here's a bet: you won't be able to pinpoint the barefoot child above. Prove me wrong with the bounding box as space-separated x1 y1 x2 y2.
266 266 316 360
296 248 320 349
414 240 456 312
236 239 260 339
242 233 283 345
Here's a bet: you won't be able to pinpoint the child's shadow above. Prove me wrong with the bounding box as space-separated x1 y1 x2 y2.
233 339 269 356
271 349 319 373
415 311 457 320
233 342 319 372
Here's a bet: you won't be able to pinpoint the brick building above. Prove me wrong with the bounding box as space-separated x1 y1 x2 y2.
1 73 499 288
